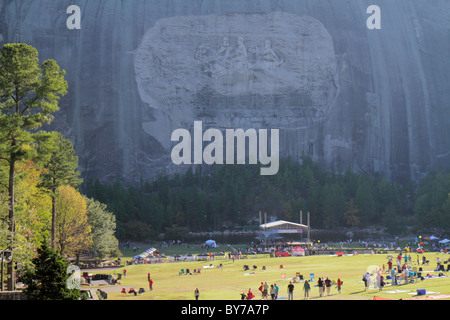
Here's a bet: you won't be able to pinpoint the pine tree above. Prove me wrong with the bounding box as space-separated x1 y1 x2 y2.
35 131 82 249
21 239 80 300
0 43 67 289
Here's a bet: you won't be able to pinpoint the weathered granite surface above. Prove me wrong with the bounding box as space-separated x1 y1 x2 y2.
1 0 449 184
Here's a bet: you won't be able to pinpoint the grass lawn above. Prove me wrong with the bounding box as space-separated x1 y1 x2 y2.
91 247 450 300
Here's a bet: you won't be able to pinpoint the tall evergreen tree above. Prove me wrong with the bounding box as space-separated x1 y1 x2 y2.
21 238 80 300
355 177 376 224
322 183 346 228
35 131 82 248
0 43 67 289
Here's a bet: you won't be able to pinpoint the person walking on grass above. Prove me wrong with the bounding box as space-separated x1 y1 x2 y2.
387 259 393 273
262 281 269 299
363 272 370 290
379 275 385 291
337 278 342 293
274 283 279 299
270 284 276 300
287 281 294 300
303 280 310 299
149 279 153 291
325 276 332 296
391 268 397 285
317 277 324 297
194 288 199 300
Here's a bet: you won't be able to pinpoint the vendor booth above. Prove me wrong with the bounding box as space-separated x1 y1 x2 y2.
291 246 305 256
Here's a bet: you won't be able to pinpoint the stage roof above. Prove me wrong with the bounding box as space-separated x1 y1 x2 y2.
260 220 308 230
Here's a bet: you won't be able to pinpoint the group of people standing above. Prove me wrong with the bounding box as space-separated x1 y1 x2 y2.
362 270 385 291
242 282 280 300
243 277 343 300
315 276 342 298
289 276 343 300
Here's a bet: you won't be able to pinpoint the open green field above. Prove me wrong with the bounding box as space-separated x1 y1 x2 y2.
91 247 450 300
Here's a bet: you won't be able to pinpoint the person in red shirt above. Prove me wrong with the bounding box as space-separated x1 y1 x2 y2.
246 288 255 300
149 279 153 291
387 260 393 272
337 278 342 293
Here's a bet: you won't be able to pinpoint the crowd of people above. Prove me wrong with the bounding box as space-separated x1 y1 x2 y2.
115 238 450 300
240 251 450 300
360 252 450 292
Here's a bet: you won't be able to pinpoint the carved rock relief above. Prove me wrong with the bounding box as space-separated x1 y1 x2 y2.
134 12 338 148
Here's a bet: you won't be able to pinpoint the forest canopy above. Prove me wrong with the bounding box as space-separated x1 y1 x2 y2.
84 157 450 241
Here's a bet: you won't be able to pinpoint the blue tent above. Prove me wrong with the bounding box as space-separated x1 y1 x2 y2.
205 240 217 248
133 248 157 259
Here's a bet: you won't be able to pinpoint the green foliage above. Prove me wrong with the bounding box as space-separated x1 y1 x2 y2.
35 131 82 193
0 43 67 130
322 182 346 228
413 171 450 230
85 197 120 258
355 176 376 224
0 192 11 248
0 43 116 277
21 238 80 300
34 131 83 247
0 43 67 247
85 157 415 241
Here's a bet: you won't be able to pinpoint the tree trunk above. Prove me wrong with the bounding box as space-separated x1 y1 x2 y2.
51 193 56 249
8 153 15 236
7 152 15 291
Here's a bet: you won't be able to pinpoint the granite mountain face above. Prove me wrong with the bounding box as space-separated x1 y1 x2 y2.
1 0 449 184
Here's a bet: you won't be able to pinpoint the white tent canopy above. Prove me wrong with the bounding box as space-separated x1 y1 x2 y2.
205 239 217 247
260 220 308 230
133 248 157 259
260 220 308 234
439 238 450 244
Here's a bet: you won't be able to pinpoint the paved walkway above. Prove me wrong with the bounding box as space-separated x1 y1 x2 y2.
87 279 137 293
81 266 150 295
